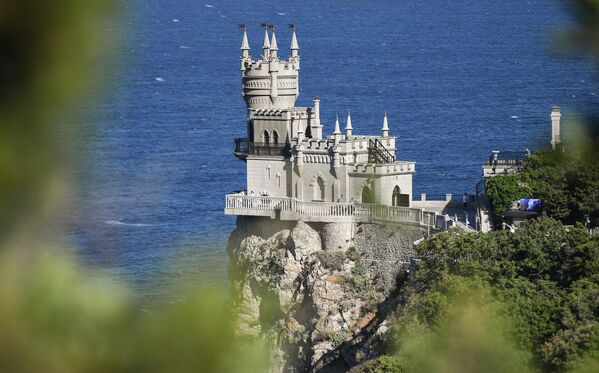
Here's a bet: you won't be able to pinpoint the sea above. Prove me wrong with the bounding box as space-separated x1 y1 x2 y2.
67 0 599 302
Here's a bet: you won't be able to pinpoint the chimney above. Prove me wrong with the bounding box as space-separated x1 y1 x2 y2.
551 106 561 150
311 97 323 139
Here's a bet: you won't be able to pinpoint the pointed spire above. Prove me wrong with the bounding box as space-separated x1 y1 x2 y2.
345 110 353 139
334 113 341 134
270 28 278 59
262 27 270 60
381 111 389 137
346 110 353 130
333 113 342 144
263 28 271 48
270 29 278 50
290 24 299 57
240 25 250 60
241 27 250 51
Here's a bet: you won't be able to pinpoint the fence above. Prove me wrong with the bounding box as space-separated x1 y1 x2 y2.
225 194 444 229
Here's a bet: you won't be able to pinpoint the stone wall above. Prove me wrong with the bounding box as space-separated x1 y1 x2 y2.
227 216 424 372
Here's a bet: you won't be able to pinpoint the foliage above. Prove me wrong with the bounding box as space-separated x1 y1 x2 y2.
379 217 599 372
0 251 269 373
0 2 271 372
350 355 405 373
0 0 118 239
486 173 529 216
486 149 599 226
315 250 347 271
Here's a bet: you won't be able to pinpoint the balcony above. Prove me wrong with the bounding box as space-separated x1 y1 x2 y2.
224 194 444 228
234 138 290 159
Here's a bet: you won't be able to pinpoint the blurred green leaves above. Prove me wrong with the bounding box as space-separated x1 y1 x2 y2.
0 2 271 372
0 251 268 373
0 0 116 239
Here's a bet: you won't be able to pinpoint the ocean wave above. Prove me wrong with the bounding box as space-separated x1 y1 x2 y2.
104 220 153 227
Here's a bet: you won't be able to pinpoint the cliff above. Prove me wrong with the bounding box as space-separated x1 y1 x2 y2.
227 216 424 372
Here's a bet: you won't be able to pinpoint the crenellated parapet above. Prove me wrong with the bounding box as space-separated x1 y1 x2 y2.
240 25 301 110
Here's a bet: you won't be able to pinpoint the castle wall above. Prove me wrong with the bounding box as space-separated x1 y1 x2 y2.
295 163 338 202
377 173 413 206
247 158 290 196
348 172 413 205
252 118 289 144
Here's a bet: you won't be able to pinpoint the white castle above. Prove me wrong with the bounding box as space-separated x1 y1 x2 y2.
235 26 414 206
226 26 443 230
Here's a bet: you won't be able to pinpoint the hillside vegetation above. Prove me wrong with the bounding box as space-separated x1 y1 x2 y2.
486 147 599 226
354 217 599 373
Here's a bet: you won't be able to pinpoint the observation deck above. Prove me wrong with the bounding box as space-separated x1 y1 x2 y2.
225 194 446 229
234 138 291 159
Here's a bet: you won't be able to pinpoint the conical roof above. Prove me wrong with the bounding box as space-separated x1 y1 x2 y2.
334 114 341 134
270 30 278 50
241 29 250 50
381 112 389 131
290 29 299 50
263 29 270 48
346 110 353 130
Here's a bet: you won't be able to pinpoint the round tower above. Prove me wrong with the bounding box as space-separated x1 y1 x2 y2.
241 25 300 110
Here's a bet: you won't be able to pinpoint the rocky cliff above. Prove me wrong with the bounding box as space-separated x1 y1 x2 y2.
227 216 424 372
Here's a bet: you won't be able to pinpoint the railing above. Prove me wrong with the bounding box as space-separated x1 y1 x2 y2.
225 194 443 229
225 195 289 211
483 150 528 166
368 139 395 164
234 138 290 157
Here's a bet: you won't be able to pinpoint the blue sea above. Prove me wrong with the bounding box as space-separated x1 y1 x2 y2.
69 0 599 301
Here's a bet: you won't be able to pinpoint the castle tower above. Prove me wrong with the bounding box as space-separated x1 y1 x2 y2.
241 25 300 111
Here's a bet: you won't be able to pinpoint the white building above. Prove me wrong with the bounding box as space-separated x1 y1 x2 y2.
234 25 415 207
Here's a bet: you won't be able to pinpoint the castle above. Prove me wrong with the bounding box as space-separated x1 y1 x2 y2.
226 26 444 230
234 25 414 206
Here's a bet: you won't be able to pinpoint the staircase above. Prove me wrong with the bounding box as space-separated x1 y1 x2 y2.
368 139 395 164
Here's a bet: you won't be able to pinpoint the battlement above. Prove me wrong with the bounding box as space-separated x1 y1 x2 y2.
240 26 301 110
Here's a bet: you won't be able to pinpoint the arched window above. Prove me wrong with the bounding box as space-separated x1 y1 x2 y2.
273 130 279 144
249 121 254 142
392 185 409 207
392 186 401 206
314 177 325 201
362 186 374 204
263 130 270 144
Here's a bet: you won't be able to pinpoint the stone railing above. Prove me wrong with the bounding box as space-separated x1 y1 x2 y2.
225 194 446 229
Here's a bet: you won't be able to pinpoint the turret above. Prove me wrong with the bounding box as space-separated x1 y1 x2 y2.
270 28 278 60
289 24 300 95
333 113 342 144
240 25 250 71
551 106 562 150
290 24 300 61
241 25 300 110
381 112 389 137
269 28 279 102
345 110 353 139
262 27 270 60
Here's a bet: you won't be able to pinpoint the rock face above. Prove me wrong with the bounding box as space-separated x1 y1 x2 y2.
227 216 424 372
